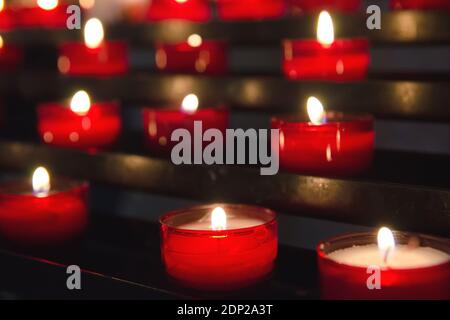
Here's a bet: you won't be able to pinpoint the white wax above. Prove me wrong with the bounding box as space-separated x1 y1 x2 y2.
328 244 449 269
177 214 266 231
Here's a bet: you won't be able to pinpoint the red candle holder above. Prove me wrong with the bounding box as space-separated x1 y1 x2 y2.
37 101 122 150
16 4 70 29
146 0 211 22
160 204 278 291
390 0 450 10
143 105 229 156
58 41 129 76
288 0 362 14
0 179 89 246
155 39 228 75
318 232 450 299
282 38 370 81
0 42 22 72
0 7 16 30
271 112 374 176
216 0 286 21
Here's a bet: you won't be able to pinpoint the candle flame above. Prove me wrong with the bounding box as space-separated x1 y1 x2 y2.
37 0 59 11
0 0 4 12
211 207 227 231
32 167 51 197
317 11 334 47
70 90 91 116
84 18 104 49
187 34 203 48
307 96 326 125
0 36 3 49
377 227 396 264
181 94 199 113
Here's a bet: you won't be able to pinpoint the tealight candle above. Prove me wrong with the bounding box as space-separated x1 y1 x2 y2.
282 11 370 81
37 90 122 150
0 0 16 30
143 94 229 156
390 0 450 10
58 18 129 76
160 204 278 290
16 0 70 29
271 96 374 176
318 227 450 299
146 0 211 22
288 0 362 14
155 34 228 75
0 167 89 246
0 35 23 72
216 0 286 21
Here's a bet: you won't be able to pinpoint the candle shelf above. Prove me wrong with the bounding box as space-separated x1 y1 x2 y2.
2 12 450 46
0 215 317 299
1 72 450 122
0 139 449 238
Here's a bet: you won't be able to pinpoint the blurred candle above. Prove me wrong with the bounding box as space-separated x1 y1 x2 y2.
271 96 374 176
58 18 129 76
216 0 286 21
0 35 23 72
390 0 450 10
37 90 122 150
0 167 89 246
288 0 362 14
283 11 370 81
0 0 16 30
16 0 70 29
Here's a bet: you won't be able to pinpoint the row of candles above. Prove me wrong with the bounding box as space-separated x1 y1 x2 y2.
1 11 370 81
1 0 449 30
0 167 448 298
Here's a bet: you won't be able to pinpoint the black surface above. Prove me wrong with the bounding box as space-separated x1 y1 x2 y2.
3 12 450 46
0 139 449 238
0 215 318 300
2 72 450 121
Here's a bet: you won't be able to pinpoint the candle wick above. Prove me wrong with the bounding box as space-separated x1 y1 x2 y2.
383 247 391 264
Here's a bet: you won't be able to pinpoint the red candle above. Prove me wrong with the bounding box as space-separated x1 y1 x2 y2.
391 0 450 10
0 1 16 30
160 204 278 290
16 0 70 29
0 36 23 72
283 11 369 81
318 228 450 300
216 0 286 21
0 167 89 246
37 90 122 150
271 97 374 176
58 18 129 76
143 94 229 156
155 34 228 75
288 0 362 14
146 0 210 22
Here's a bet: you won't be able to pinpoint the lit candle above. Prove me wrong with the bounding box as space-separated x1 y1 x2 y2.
288 0 362 14
216 0 286 21
58 18 129 76
390 0 450 10
282 11 370 81
160 204 278 290
155 34 228 75
37 90 122 150
0 0 16 30
0 34 23 72
16 0 70 29
271 96 374 176
146 0 211 22
0 167 89 246
318 227 450 299
143 94 229 156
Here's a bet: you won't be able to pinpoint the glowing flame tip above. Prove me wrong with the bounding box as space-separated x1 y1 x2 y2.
181 94 199 113
84 18 104 49
32 167 51 197
317 11 334 46
307 96 326 125
211 207 227 231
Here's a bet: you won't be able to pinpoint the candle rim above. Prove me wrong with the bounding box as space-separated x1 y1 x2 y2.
160 203 277 234
272 111 373 129
318 231 450 271
142 105 228 115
